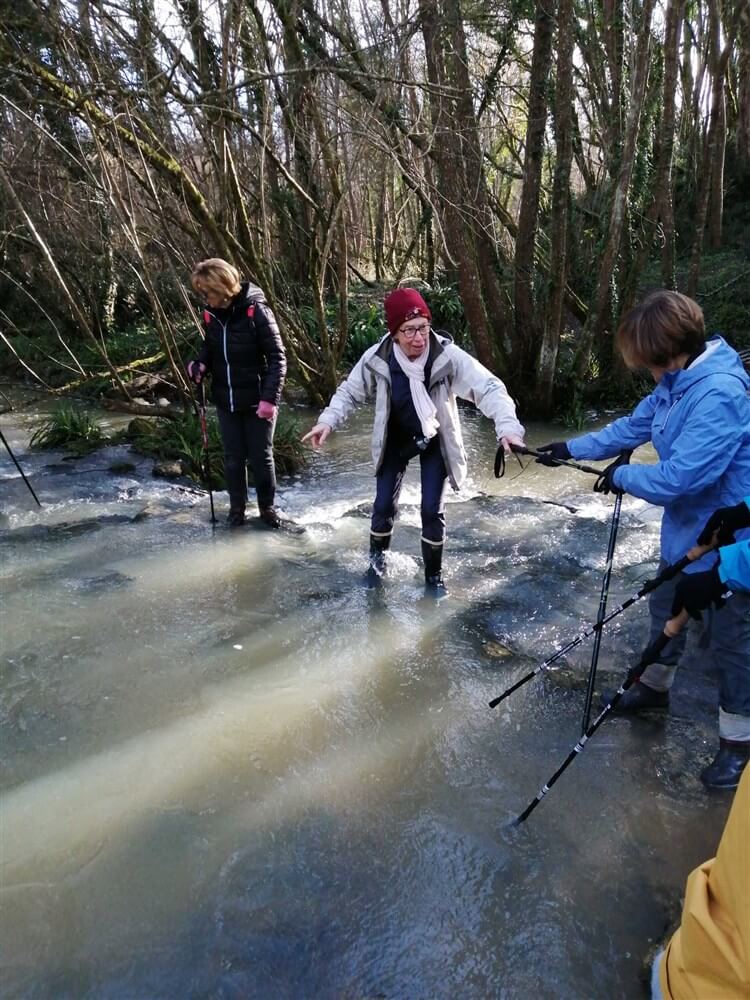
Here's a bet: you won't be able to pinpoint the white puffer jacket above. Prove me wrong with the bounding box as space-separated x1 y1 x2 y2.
317 333 524 489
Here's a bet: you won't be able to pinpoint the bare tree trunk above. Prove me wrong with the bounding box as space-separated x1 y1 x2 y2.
707 77 727 248
658 0 686 288
738 8 750 166
687 0 744 295
513 0 554 382
537 0 574 416
576 0 655 377
418 0 497 371
615 0 684 295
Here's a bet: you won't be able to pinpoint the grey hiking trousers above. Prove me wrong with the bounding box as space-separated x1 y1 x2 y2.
640 560 750 739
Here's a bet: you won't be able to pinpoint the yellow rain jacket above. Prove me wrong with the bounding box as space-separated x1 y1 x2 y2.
659 767 750 998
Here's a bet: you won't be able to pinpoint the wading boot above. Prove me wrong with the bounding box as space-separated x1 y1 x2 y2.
259 506 281 529
366 533 391 588
422 540 447 598
600 679 669 713
700 739 750 790
227 505 246 527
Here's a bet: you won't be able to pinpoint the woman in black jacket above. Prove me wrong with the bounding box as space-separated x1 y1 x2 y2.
187 259 287 527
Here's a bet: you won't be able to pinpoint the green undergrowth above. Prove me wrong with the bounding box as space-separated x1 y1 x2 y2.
30 404 105 455
29 402 307 487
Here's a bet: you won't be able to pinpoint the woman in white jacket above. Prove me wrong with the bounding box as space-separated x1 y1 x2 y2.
302 289 525 593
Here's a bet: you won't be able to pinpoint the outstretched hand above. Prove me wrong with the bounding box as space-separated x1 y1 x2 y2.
494 437 526 478
301 423 332 448
501 433 525 455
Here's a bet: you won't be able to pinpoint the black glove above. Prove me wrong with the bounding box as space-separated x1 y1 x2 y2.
593 451 632 495
535 441 571 467
671 566 727 620
697 501 750 547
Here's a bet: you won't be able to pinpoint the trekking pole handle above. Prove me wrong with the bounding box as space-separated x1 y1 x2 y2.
510 444 603 478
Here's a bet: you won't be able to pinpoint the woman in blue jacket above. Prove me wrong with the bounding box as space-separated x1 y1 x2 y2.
538 291 750 788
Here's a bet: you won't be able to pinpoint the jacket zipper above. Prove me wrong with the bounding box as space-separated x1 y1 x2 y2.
206 309 234 412
657 394 682 433
221 319 233 411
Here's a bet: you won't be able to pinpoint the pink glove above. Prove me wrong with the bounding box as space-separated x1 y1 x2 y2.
257 400 277 421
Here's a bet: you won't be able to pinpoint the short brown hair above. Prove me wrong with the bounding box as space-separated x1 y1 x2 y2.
191 258 241 298
616 291 705 368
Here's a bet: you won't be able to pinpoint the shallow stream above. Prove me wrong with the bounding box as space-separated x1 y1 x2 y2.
0 389 732 998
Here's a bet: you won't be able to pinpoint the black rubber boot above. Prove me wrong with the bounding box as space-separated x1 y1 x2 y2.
366 534 391 588
600 679 669 713
227 505 246 527
700 739 750 790
259 506 281 529
422 540 447 597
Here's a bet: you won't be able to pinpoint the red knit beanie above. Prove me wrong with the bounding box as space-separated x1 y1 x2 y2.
384 288 432 336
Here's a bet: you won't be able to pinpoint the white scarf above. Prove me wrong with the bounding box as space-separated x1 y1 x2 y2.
392 341 440 440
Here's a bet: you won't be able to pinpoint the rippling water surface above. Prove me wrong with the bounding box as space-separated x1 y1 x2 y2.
0 392 731 998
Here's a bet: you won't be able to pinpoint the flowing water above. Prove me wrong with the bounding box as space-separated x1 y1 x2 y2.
0 388 733 999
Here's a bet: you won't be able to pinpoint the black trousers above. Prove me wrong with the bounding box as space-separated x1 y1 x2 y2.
371 438 447 544
216 407 276 510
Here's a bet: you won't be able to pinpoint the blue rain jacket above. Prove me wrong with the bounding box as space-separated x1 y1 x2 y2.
569 337 750 572
719 498 750 591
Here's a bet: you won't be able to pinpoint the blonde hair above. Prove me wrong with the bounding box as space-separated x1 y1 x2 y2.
191 258 242 298
616 291 706 369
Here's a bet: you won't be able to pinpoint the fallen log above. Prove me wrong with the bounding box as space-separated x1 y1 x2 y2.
101 398 183 420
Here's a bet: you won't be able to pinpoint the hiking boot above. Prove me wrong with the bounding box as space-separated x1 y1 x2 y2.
366 533 391 588
601 680 669 713
700 739 750 790
259 506 281 529
227 506 246 527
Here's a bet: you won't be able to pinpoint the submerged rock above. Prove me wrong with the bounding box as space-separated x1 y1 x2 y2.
483 640 515 659
132 502 174 521
152 459 186 478
66 571 134 593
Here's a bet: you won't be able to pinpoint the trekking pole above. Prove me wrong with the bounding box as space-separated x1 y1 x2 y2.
488 543 712 709
512 444 607 478
511 609 690 825
0 427 42 507
197 382 217 525
580 452 632 734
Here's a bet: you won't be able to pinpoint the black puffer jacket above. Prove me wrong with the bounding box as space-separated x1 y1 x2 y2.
197 282 287 412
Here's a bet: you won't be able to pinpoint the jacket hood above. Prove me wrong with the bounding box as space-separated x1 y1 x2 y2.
661 336 750 396
238 281 267 305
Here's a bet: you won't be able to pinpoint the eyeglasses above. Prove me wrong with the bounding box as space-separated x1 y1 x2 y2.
399 322 430 340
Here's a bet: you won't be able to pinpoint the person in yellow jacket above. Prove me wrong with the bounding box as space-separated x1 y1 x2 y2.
653 765 750 998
